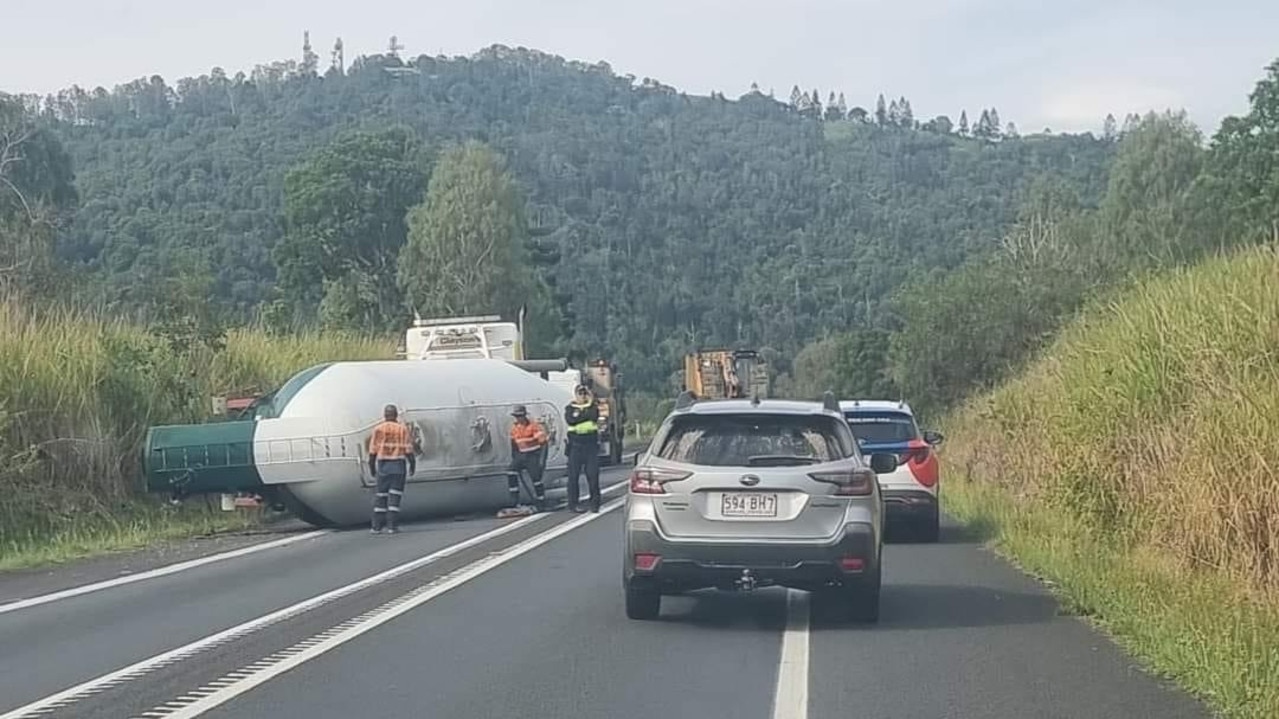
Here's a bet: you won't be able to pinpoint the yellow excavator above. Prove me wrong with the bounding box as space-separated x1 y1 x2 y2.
682 349 771 400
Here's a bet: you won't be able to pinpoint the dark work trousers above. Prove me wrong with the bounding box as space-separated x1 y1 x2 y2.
566 440 601 511
508 448 547 505
372 459 408 531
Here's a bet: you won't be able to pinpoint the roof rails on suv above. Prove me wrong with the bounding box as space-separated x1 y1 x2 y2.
674 390 698 410
673 389 843 412
821 390 839 413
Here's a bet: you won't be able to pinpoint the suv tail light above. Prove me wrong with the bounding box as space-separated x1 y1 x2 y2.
898 446 931 465
808 467 876 496
633 553 661 571
629 468 692 495
900 439 938 488
900 437 931 465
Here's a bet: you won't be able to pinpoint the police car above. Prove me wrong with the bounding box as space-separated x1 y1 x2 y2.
840 400 943 542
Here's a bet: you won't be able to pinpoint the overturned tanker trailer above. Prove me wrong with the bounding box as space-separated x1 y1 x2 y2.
143 358 577 527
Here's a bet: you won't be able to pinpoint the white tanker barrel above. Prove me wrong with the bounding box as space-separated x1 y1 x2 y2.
144 358 577 527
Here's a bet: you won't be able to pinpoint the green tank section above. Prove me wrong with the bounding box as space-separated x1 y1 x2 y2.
143 420 260 495
141 363 335 497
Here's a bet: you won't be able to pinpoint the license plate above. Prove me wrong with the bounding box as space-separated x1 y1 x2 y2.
720 492 778 518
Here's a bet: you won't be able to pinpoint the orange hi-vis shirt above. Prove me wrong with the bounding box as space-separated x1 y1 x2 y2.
369 420 414 460
510 420 548 453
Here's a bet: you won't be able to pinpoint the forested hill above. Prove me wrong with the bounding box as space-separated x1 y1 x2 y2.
31 43 1116 389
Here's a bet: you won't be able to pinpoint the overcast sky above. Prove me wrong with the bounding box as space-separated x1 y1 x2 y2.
4 0 1276 134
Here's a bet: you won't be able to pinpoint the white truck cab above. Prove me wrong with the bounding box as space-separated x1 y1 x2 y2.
546 368 583 396
403 315 523 361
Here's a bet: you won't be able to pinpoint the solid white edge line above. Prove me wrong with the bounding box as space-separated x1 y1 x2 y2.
0 513 548 719
0 460 637 616
0 530 331 616
771 588 811 719
0 480 627 719
149 497 626 719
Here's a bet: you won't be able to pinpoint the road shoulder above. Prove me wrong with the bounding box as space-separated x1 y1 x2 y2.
809 518 1213 719
0 521 317 607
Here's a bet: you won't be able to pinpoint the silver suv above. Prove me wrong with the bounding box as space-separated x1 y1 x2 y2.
622 392 896 622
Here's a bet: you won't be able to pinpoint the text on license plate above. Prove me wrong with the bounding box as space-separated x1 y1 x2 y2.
720 492 779 517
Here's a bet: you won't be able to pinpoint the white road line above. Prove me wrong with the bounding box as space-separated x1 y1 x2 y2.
131 497 626 719
0 466 636 616
0 512 551 719
772 589 811 719
0 530 331 616
0 480 628 719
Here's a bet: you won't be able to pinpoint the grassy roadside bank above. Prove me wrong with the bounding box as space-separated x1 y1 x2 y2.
0 301 395 571
941 478 1279 718
937 245 1279 719
0 502 264 572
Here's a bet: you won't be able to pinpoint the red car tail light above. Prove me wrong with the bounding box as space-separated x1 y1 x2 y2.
629 468 692 495
900 446 931 464
839 556 865 572
894 438 930 464
902 439 939 488
808 467 876 496
633 553 661 571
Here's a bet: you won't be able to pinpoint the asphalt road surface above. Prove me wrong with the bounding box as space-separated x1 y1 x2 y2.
0 467 1212 719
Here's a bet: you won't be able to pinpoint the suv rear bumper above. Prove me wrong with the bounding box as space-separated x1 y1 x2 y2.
882 489 938 523
624 520 879 592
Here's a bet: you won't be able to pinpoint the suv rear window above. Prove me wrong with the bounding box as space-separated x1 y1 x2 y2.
654 413 852 466
844 411 919 443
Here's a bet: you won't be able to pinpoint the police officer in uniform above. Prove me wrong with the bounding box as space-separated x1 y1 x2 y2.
564 384 602 513
507 405 549 508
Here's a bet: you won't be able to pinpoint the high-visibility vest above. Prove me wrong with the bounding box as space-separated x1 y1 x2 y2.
510 420 548 452
568 403 598 434
370 420 413 458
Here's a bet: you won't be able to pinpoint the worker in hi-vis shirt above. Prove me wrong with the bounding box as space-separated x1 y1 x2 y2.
507 404 549 508
367 404 416 534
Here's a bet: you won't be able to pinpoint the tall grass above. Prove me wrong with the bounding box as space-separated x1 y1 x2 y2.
621 390 674 448
0 300 395 568
940 244 1279 718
